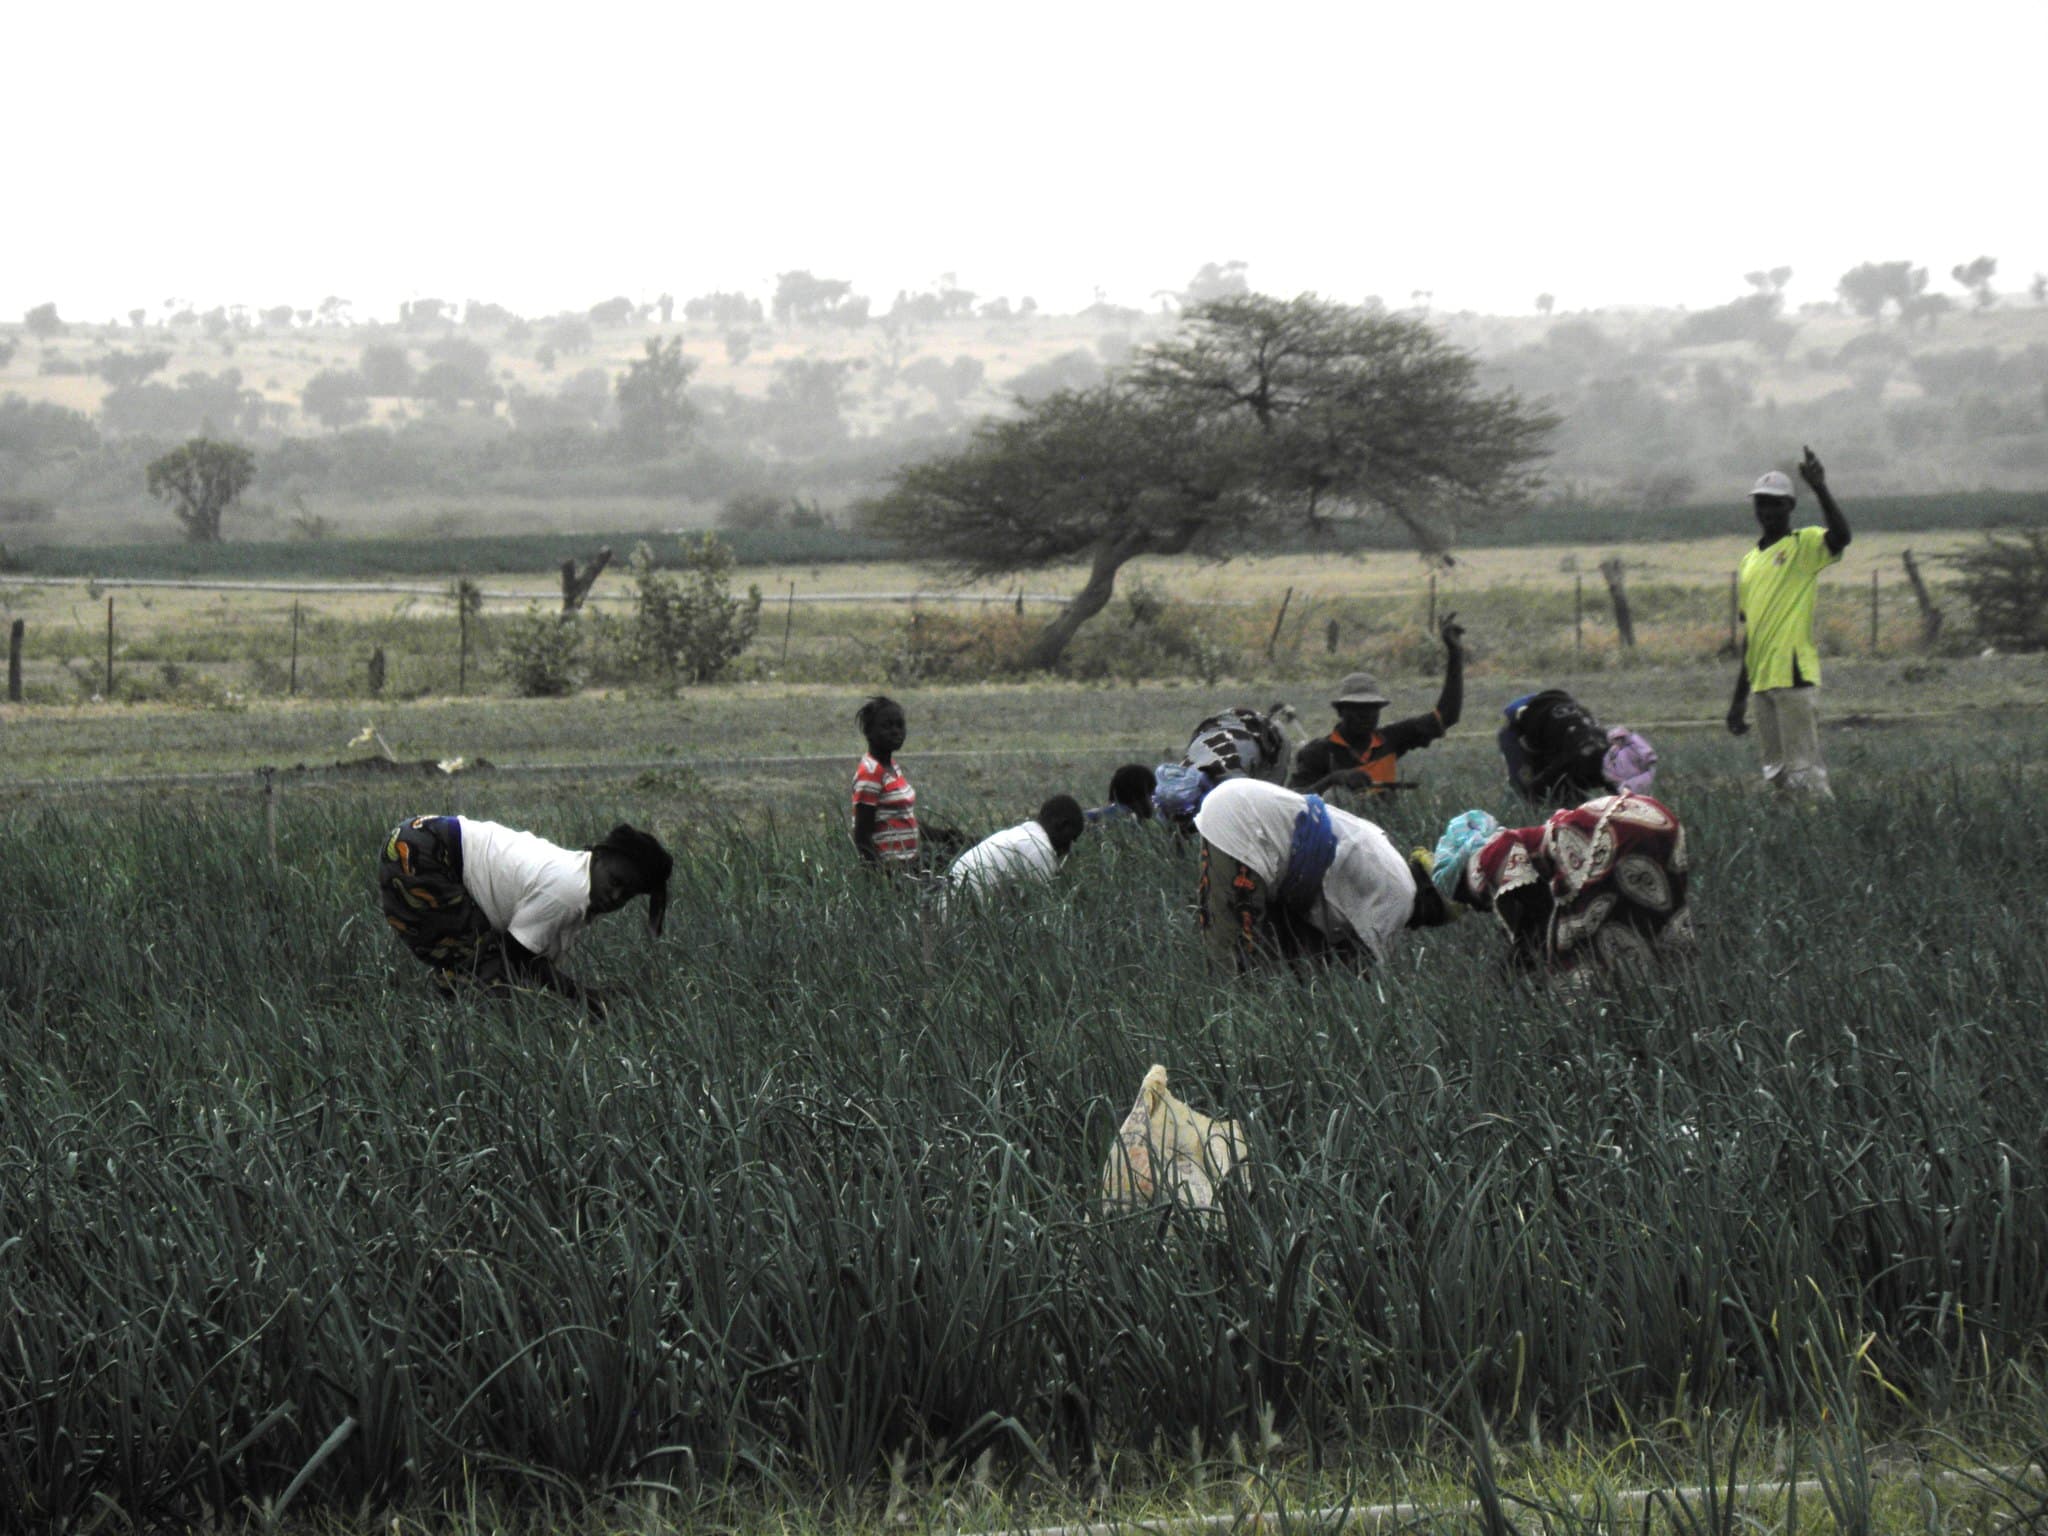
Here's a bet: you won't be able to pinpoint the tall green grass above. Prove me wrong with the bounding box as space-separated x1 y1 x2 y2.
2 730 2047 1527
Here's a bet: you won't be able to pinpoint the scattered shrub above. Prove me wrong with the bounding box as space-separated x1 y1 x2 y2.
1949 527 2048 651
497 604 581 696
624 535 763 684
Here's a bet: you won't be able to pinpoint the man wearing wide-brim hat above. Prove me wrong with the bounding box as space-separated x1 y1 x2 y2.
1289 613 1466 796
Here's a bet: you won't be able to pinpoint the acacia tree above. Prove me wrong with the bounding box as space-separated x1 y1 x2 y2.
145 438 256 542
870 294 1552 669
1838 260 1927 323
1951 255 1998 310
1130 294 1554 554
869 387 1258 670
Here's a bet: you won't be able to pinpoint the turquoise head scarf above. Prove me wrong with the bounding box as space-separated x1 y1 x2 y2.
1432 809 1500 900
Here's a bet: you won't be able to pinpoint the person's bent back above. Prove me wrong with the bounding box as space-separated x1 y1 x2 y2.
946 795 1086 903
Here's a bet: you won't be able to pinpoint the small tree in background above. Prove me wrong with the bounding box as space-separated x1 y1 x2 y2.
1837 261 1926 323
1949 528 2048 651
359 343 414 396
144 438 256 543
1950 255 1998 310
717 491 784 532
615 337 696 458
91 350 171 388
23 303 65 339
301 369 370 428
626 536 762 684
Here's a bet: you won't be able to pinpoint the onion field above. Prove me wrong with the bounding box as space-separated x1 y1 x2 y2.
4 720 2048 1531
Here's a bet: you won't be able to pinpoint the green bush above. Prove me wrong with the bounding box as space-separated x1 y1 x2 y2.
496 603 580 696
624 534 763 684
1949 526 2048 651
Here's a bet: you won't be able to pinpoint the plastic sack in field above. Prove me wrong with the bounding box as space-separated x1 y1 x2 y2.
1100 1063 1249 1221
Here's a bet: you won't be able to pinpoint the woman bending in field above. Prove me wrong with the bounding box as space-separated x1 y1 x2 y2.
1193 777 1451 970
1432 792 1694 980
380 815 672 1012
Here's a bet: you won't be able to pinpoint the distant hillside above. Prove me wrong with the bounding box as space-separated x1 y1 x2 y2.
5 283 2046 545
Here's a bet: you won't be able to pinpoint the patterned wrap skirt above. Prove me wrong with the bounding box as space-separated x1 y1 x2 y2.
1197 842 1332 969
379 816 506 987
1471 791 1694 978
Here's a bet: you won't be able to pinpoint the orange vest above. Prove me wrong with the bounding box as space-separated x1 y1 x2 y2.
1330 730 1397 787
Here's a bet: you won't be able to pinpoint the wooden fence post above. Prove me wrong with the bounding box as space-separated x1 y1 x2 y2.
261 767 279 870
1426 573 1437 633
1574 574 1584 663
104 595 114 697
781 581 796 665
1265 586 1294 660
1598 557 1636 650
7 618 21 703
289 601 301 696
1900 548 1944 650
1870 568 1880 652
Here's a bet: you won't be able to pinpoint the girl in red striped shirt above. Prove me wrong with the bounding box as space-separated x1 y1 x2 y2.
851 695 921 866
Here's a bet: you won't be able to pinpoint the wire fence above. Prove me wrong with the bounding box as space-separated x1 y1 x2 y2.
0 557 1960 706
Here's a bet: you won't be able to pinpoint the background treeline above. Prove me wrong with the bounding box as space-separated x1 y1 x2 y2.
3 260 2047 545
4 491 2043 582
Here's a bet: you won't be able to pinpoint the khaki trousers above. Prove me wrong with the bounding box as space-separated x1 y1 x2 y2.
1753 686 1832 797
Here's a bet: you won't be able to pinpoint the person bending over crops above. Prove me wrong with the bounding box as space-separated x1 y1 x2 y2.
1152 704 1298 825
945 794 1087 903
1497 689 1658 805
1432 792 1694 980
380 816 672 1012
1086 763 1157 826
1288 613 1466 797
850 695 965 869
1194 778 1450 970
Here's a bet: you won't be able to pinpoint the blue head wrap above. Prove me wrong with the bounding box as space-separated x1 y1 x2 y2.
1151 762 1209 821
1275 794 1339 908
1432 809 1500 900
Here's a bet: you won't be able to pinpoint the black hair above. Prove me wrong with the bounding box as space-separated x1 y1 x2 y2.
1036 794 1086 847
1108 763 1157 811
855 695 904 735
590 823 674 937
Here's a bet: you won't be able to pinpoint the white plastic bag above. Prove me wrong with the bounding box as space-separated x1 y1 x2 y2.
1100 1063 1249 1220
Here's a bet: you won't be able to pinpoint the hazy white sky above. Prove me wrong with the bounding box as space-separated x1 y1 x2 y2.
9 0 2044 324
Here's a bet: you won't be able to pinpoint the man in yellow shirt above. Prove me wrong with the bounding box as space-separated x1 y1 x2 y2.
1726 447 1852 795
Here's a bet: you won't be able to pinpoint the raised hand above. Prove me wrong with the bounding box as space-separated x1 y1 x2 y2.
1799 445 1827 491
1439 611 1466 651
